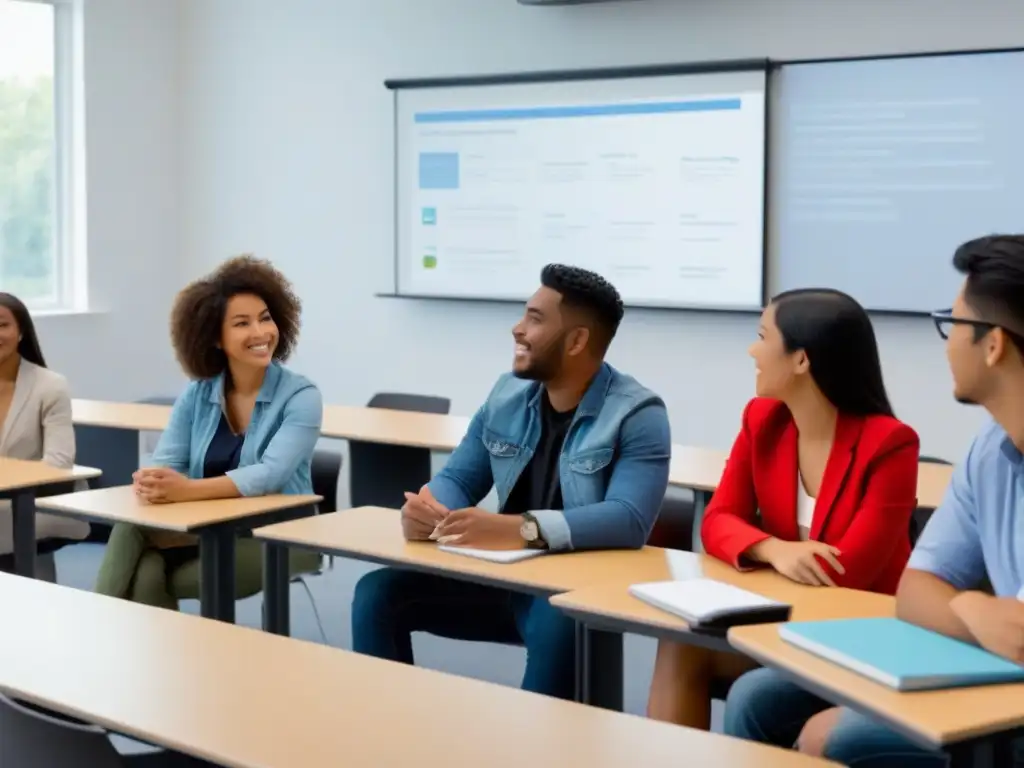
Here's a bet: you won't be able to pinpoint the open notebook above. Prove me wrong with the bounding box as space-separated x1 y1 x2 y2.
629 578 791 630
780 618 1024 691
437 545 548 564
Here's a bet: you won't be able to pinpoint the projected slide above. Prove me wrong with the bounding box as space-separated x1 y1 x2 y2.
773 51 1024 313
394 71 767 310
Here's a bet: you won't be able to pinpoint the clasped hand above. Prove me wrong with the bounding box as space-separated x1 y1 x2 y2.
754 538 846 586
400 486 523 549
133 467 191 504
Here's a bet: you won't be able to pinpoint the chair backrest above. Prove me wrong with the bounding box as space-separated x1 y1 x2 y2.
311 449 343 514
349 393 451 509
648 494 696 551
0 693 124 767
910 455 952 545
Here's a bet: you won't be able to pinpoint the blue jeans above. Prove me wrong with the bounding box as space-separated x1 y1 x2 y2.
351 567 576 700
724 668 949 767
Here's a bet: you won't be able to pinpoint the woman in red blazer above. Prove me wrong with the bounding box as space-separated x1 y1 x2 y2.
647 288 919 730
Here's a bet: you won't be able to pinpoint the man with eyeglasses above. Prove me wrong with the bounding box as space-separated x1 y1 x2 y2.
783 235 1024 766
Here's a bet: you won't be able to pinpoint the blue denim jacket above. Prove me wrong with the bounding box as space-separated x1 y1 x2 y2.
428 363 671 551
149 362 323 496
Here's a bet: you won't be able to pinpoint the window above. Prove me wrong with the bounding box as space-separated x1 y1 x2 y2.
0 0 83 311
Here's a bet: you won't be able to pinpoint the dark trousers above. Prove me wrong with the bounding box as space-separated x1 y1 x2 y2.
351 567 576 700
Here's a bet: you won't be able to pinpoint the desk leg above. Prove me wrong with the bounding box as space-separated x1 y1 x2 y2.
262 541 291 636
692 490 711 553
199 529 236 623
945 740 983 768
12 491 36 578
578 625 623 711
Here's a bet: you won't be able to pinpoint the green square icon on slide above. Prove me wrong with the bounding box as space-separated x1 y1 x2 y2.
422 255 437 269
421 207 437 225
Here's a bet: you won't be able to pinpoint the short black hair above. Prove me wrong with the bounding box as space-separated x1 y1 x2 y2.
170 255 302 379
540 264 624 354
953 235 1024 345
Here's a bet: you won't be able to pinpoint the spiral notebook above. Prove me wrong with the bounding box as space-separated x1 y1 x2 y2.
437 545 548 564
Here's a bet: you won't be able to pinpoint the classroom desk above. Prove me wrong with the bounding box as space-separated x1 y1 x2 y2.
70 398 730 486
0 458 101 578
0 574 838 768
729 623 1024 768
254 506 673 710
35 485 320 622
551 551 894 649
70 398 955 545
70 399 173 432
550 551 894 706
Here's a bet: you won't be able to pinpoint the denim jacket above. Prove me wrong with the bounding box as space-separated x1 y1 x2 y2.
149 362 323 496
428 363 671 551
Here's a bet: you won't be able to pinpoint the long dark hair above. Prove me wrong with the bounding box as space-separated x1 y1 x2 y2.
772 288 893 417
0 293 46 368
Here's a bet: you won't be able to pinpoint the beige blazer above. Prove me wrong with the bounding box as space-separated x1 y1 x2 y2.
0 361 89 555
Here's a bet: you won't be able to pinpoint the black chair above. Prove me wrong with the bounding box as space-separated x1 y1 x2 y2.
912 455 951 545
648 493 696 551
348 392 451 509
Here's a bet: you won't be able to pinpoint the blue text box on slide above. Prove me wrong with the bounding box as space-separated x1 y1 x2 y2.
418 152 460 190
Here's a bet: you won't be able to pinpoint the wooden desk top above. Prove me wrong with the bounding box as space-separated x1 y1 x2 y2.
71 399 173 432
0 575 836 768
729 623 1024 746
551 553 894 640
916 461 954 510
36 485 321 531
255 507 673 594
321 403 470 449
0 457 100 492
668 445 728 491
70 399 951 501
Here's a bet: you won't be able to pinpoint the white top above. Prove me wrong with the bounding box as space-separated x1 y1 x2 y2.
797 472 816 541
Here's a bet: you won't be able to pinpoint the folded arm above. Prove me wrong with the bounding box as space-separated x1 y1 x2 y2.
532 402 672 552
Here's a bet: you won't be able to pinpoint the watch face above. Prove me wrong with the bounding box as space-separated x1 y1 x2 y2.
521 520 539 541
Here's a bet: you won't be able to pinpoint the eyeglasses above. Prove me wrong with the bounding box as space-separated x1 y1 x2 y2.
930 309 998 341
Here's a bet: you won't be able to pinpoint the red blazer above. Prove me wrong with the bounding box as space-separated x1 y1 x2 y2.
700 398 920 595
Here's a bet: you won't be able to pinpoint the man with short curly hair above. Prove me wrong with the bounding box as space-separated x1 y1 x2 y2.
352 264 672 701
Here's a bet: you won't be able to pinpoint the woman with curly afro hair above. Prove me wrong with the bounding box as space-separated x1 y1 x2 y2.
94 256 323 609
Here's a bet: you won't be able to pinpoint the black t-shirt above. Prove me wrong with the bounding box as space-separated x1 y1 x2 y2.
503 392 576 516
203 414 245 478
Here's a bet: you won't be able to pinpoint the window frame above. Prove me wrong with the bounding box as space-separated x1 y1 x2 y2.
4 0 85 313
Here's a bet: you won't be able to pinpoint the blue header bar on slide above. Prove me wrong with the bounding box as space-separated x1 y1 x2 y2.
414 98 742 124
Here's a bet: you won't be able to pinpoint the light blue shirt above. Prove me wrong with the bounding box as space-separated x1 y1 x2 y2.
908 418 1024 598
149 361 323 497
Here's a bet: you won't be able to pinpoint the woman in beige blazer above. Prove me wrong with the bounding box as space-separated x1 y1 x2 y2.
0 294 88 578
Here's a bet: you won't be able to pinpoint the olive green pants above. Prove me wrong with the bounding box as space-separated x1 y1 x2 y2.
94 522 319 610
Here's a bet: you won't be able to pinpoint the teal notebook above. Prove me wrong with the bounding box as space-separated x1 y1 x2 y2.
779 618 1024 692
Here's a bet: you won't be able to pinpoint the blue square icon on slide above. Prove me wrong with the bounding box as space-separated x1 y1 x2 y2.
421 207 437 225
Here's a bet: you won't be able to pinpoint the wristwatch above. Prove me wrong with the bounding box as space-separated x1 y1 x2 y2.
520 512 548 549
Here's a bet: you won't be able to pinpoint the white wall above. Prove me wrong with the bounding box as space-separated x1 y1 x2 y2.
38 0 182 399
178 0 1024 461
